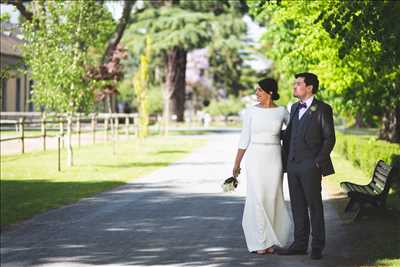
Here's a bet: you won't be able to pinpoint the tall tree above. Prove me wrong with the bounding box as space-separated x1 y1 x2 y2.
22 0 115 166
250 0 400 143
207 12 248 97
317 0 400 143
6 0 136 113
123 0 247 126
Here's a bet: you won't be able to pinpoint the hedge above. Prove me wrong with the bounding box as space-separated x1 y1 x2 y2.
335 131 400 190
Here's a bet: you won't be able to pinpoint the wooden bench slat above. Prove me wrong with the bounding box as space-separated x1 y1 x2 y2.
369 182 384 194
377 160 391 170
376 165 390 176
373 175 388 191
342 182 377 195
361 185 377 195
372 178 386 190
373 171 389 183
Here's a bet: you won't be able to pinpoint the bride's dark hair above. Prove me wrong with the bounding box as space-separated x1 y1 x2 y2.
257 78 280 100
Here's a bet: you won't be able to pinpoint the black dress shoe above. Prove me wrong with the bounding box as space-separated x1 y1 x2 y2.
310 248 322 260
276 246 307 255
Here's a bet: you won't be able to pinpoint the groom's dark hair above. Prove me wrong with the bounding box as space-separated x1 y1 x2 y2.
295 72 319 94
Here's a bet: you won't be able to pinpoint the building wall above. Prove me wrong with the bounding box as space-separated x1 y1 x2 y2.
1 70 32 112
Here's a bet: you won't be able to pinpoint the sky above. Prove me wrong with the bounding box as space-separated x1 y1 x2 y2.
1 1 269 71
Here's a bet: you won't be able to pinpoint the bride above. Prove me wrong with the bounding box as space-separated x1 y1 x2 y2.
233 78 292 254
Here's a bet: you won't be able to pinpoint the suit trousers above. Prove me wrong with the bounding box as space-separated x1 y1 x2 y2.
287 159 325 250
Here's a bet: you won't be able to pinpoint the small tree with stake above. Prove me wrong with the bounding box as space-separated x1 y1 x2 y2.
22 0 115 166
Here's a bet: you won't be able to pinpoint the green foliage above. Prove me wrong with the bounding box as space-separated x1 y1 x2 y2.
205 8 249 96
146 85 163 115
123 1 250 97
249 0 400 130
335 132 400 178
134 36 152 138
117 75 163 116
317 0 400 122
117 78 135 104
22 0 115 114
203 95 245 116
0 12 11 23
124 7 215 57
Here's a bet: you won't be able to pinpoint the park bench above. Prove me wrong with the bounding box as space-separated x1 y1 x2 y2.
340 160 395 215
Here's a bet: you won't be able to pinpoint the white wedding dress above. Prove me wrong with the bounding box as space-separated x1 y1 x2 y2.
238 105 293 252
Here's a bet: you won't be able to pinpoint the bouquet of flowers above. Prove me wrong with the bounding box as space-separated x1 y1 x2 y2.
221 176 239 192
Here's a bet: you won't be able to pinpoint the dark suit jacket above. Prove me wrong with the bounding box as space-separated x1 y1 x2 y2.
282 98 336 176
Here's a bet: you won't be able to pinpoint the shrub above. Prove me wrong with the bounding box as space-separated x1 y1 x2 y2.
147 85 163 115
335 132 400 174
203 95 245 116
335 131 400 194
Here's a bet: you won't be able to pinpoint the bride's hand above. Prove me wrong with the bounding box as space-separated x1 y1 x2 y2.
233 165 241 178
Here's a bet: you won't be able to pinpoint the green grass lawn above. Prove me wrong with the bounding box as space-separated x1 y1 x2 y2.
326 151 400 266
0 135 207 228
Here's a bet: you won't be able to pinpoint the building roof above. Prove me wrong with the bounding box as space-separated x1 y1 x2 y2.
0 32 24 57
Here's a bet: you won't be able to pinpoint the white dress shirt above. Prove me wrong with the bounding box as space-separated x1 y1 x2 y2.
298 95 315 119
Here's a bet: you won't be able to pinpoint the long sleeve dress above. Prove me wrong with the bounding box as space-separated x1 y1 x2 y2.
238 105 292 252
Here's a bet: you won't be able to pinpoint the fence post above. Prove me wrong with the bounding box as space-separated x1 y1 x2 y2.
115 116 119 141
19 118 25 154
59 117 64 148
76 113 81 147
91 113 96 144
111 114 116 155
157 115 161 135
58 135 61 172
133 114 138 136
41 113 46 151
105 116 109 141
125 115 129 140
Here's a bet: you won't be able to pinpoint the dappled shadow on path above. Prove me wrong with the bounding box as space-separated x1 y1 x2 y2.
1 182 399 267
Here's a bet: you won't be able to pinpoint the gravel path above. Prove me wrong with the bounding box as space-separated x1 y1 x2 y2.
1 132 367 267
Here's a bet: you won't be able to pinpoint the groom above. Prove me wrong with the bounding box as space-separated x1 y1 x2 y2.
279 72 335 260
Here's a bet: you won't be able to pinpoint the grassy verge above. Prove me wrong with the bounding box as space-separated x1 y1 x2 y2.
0 135 207 228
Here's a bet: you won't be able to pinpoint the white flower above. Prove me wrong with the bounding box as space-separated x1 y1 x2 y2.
310 105 317 112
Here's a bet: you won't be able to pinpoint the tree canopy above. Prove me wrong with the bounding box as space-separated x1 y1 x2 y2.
249 0 400 142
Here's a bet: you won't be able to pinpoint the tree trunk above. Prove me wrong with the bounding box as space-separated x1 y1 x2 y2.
162 94 171 136
101 0 135 64
355 112 366 128
379 106 400 143
165 46 187 123
232 79 240 97
66 114 74 167
106 95 113 113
